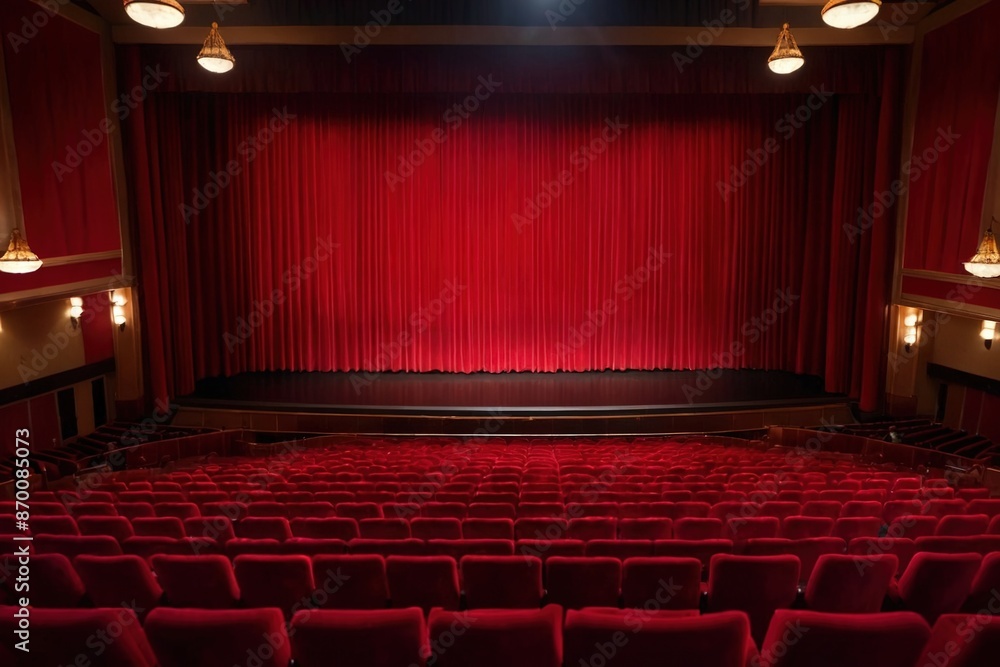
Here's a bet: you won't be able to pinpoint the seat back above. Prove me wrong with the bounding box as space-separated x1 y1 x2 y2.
461 555 543 608
233 554 316 618
804 554 897 613
897 552 982 623
545 556 621 609
74 555 164 613
622 556 702 610
289 608 427 667
385 555 460 611
707 554 800 644
427 605 562 667
311 554 388 609
151 554 240 609
144 608 291 667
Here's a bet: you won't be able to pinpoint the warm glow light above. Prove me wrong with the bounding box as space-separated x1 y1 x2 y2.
123 0 185 30
69 297 84 319
980 321 996 340
768 23 805 74
113 305 127 327
0 229 43 274
903 329 917 346
821 0 882 29
965 226 1000 278
903 314 918 328
198 22 236 74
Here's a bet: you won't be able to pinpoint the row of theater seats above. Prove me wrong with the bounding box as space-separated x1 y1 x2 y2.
8 512 1000 545
7 551 998 630
4 604 998 666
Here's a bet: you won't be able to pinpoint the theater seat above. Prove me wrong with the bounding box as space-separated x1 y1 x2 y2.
145 608 291 667
463 518 515 541
410 517 462 540
545 556 621 609
707 554 801 644
77 516 134 542
894 552 982 623
35 534 122 558
31 515 80 536
0 607 156 667
964 552 1000 612
386 555 460 611
759 610 929 667
151 554 241 609
804 554 896 614
290 608 427 667
621 557 702 610
567 517 617 541
564 608 756 667
233 554 315 618
291 517 359 541
359 518 411 540
618 518 672 540
675 517 724 540
921 613 1000 667
462 555 544 608
236 517 292 541
427 605 562 667
0 553 86 607
74 555 164 614
935 514 990 537
132 517 186 539
585 539 653 560
782 516 834 539
311 554 388 609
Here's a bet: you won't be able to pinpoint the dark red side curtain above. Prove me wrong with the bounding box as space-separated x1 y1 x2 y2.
121 46 901 411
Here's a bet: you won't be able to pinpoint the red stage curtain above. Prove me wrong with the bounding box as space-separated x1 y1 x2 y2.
120 46 901 411
902 0 1000 275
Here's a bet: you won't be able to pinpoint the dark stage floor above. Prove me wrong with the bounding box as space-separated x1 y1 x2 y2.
178 370 845 417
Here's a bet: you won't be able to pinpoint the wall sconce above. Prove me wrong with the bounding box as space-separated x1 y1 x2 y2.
981 320 996 350
111 292 127 331
69 297 84 329
902 312 919 352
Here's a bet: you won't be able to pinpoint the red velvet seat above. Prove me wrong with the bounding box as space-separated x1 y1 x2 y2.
359 518 411 540
463 518 515 541
427 605 562 667
622 556 702 610
311 554 388 609
282 537 349 556
517 539 586 560
963 551 1000 612
115 502 157 520
515 518 568 541
840 501 883 518
462 555 544 608
348 538 426 556
545 556 621 609
564 608 756 667
422 501 468 520
132 517 186 539
653 539 734 574
35 534 122 558
935 514 990 537
832 517 881 542
184 516 236 543
887 515 938 539
77 516 134 542
759 501 802 522
707 554 801 644
290 608 427 667
151 554 241 608
30 515 80 536
895 552 982 623
758 610 930 667
224 537 285 557
618 517 673 540
801 501 842 519
291 517 359 540
567 517 617 541
967 499 1000 518
0 553 85 607
674 517 724 540
411 517 462 540
144 607 291 667
0 607 156 667
847 537 916 575
233 554 315 617
386 555 460 611
922 613 1000 667
236 517 292 541
74 555 164 614
585 539 653 560
336 502 383 519
923 499 967 518
467 502 517 519
724 517 780 541
782 516 834 539
804 554 896 613
153 502 200 520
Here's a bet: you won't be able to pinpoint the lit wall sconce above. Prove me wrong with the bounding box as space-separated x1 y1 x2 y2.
902 312 919 352
69 297 84 329
111 292 127 331
981 320 996 350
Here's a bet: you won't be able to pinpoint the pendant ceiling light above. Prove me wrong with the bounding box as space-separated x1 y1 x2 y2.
0 228 43 274
821 0 882 29
964 223 1000 278
123 0 185 30
768 23 805 75
198 22 236 74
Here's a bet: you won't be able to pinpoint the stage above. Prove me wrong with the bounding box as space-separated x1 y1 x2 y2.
172 370 855 436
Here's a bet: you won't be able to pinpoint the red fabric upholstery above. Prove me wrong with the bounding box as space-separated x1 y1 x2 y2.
921 613 1000 667
0 554 85 607
618 518 673 540
151 554 240 608
236 517 293 541
431 538 516 559
411 518 462 540
184 516 236 542
565 608 755 667
782 516 834 539
35 535 123 558
291 517 359 540
848 537 916 575
463 518 515 540
153 502 201 520
964 552 1000 612
233 554 316 617
515 518 569 541
132 517 186 539
759 610 930 667
545 556 621 609
741 538 846 582
585 540 654 560
386 555 460 611
144 607 291 667
359 518 412 540
517 539 586 560
935 515 990 537
724 517 780 541
887 515 938 540
567 518 617 541
896 552 982 623
462 555 544 608
832 518 881 542
31 515 80 536
428 605 563 667
622 557 702 610
0 606 156 667
805 554 896 613
675 517 724 541
74 555 164 614
290 608 427 667
78 517 134 542
707 554 801 644
311 554 388 609
653 539 734 575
